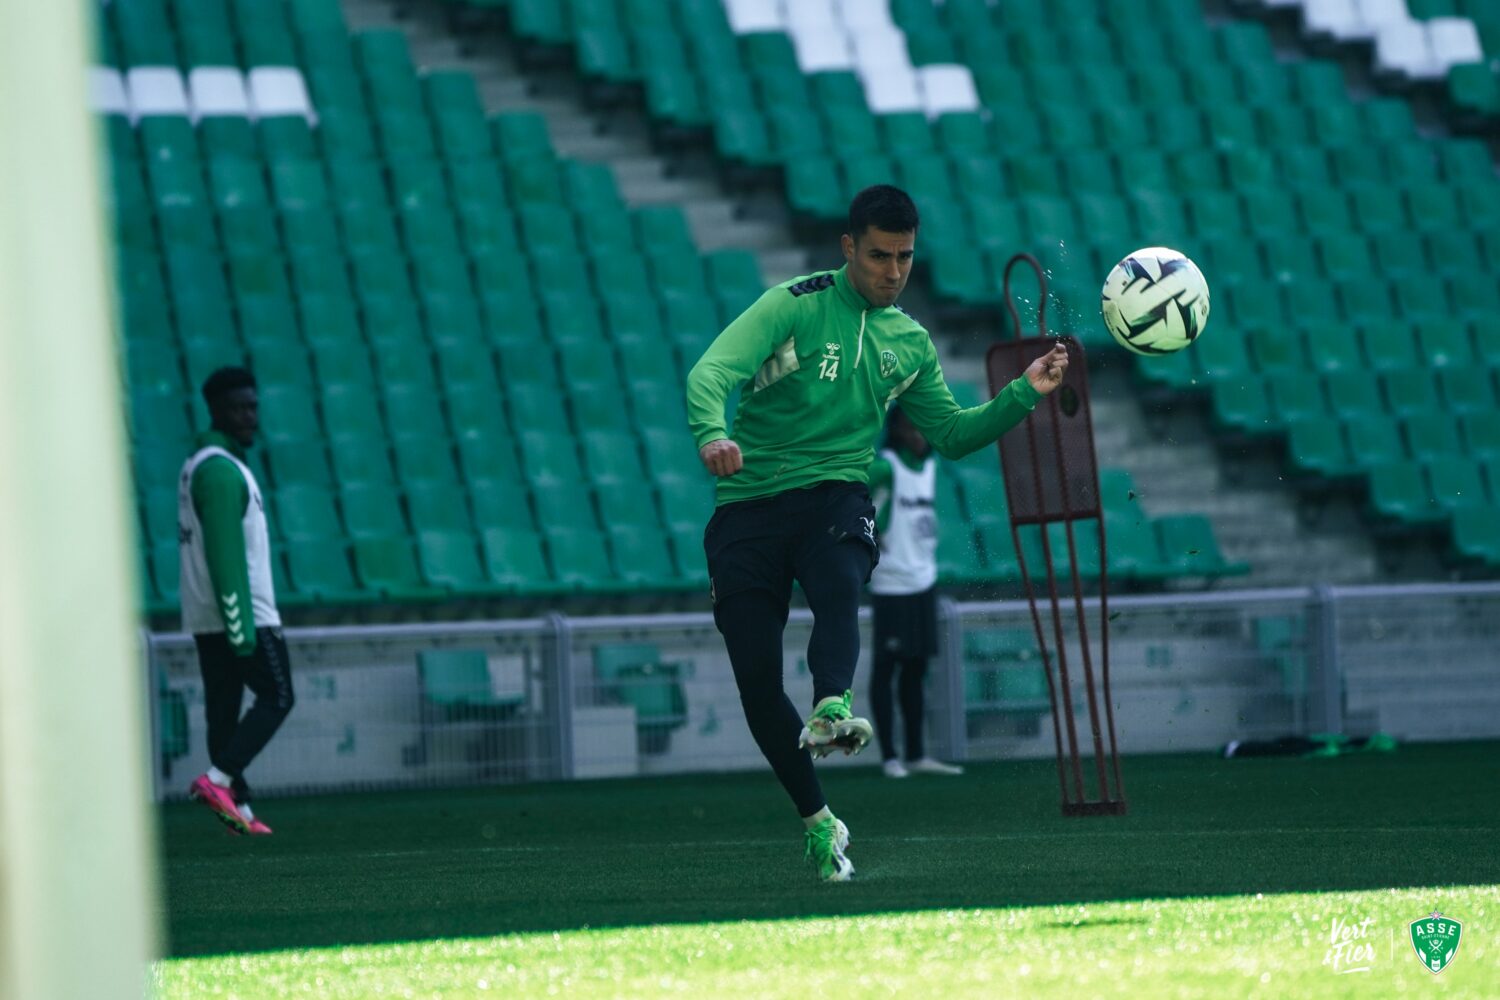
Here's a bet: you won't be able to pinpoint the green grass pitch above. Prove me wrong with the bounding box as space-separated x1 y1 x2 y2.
154 742 1500 998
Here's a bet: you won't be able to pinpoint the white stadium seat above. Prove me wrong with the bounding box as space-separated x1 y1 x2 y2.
863 69 923 113
1302 0 1363 41
248 67 316 121
917 64 980 118
88 67 130 117
1354 0 1412 37
792 29 855 72
126 67 190 117
783 0 841 38
851 26 912 77
1375 21 1440 78
724 0 783 33
835 0 897 34
1427 17 1484 70
188 67 251 120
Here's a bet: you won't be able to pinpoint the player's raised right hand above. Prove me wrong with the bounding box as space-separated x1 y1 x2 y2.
699 439 743 477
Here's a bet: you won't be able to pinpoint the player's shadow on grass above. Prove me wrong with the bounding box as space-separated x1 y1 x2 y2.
160 743 1500 957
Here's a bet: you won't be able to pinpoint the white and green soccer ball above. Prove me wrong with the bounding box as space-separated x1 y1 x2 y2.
1100 247 1211 355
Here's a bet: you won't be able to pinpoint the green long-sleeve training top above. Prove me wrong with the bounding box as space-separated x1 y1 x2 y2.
190 430 258 655
686 265 1042 506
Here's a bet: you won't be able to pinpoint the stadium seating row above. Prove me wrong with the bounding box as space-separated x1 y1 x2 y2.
110 0 1250 612
486 0 1500 569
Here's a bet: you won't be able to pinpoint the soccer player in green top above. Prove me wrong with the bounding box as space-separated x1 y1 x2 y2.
686 186 1069 881
180 367 295 835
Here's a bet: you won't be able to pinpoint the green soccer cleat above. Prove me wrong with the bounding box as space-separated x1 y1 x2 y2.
804 816 853 882
798 690 873 758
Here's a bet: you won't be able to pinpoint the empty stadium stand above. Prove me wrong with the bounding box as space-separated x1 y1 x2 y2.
97 0 1500 617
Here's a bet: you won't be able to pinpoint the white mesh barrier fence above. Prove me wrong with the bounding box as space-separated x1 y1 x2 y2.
144 583 1500 800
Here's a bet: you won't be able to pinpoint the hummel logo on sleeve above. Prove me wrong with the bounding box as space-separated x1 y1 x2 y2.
788 273 837 297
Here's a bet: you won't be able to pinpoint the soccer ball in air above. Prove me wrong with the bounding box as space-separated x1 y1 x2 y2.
1100 247 1210 355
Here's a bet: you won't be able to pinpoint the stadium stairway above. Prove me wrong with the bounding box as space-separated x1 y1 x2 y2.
361 0 1385 587
338 0 812 286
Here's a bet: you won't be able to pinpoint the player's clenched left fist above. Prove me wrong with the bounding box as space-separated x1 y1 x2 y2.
1025 343 1070 394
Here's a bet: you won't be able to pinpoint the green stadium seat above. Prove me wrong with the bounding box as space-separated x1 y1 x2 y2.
313 340 379 392
1451 507 1500 567
1360 320 1419 374
1266 372 1326 425
581 430 646 486
607 525 681 590
219 205 279 254
545 526 616 592
1251 327 1306 377
457 431 526 486
1346 416 1407 466
1365 461 1443 528
1382 373 1442 420
1450 274 1500 324
1348 188 1407 233
262 442 334 490
468 475 533 533
480 527 553 593
393 434 462 486
1297 190 1356 240
1464 416 1500 468
1305 324 1363 376
233 0 297 62
1427 461 1489 514
416 530 493 593
1315 232 1374 282
1211 380 1274 436
274 485 344 542
511 0 570 45
352 536 440 600
1437 139 1494 183
246 338 314 390
114 0 178 64
1425 229 1484 280
325 154 387 210
1437 368 1496 416
1285 419 1357 481
406 481 474 535
257 385 321 446
200 120 257 164
414 648 521 713
330 436 397 486
1325 371 1386 421
1370 232 1428 279
259 118 317 165
518 429 587 486
591 643 689 740
1153 514 1249 577
1336 278 1396 328
341 483 407 539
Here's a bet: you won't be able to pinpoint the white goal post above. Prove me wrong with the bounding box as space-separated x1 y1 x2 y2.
0 0 159 996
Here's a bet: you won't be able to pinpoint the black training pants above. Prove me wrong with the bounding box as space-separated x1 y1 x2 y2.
705 482 877 817
194 627 295 803
870 650 929 762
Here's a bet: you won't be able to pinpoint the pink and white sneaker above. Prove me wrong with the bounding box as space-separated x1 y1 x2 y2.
189 774 250 834
239 808 273 836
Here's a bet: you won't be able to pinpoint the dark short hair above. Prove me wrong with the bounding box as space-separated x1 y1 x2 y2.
201 366 257 407
848 185 919 240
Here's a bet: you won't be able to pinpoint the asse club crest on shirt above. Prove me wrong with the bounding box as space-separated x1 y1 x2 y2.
879 350 898 378
1409 912 1462 975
